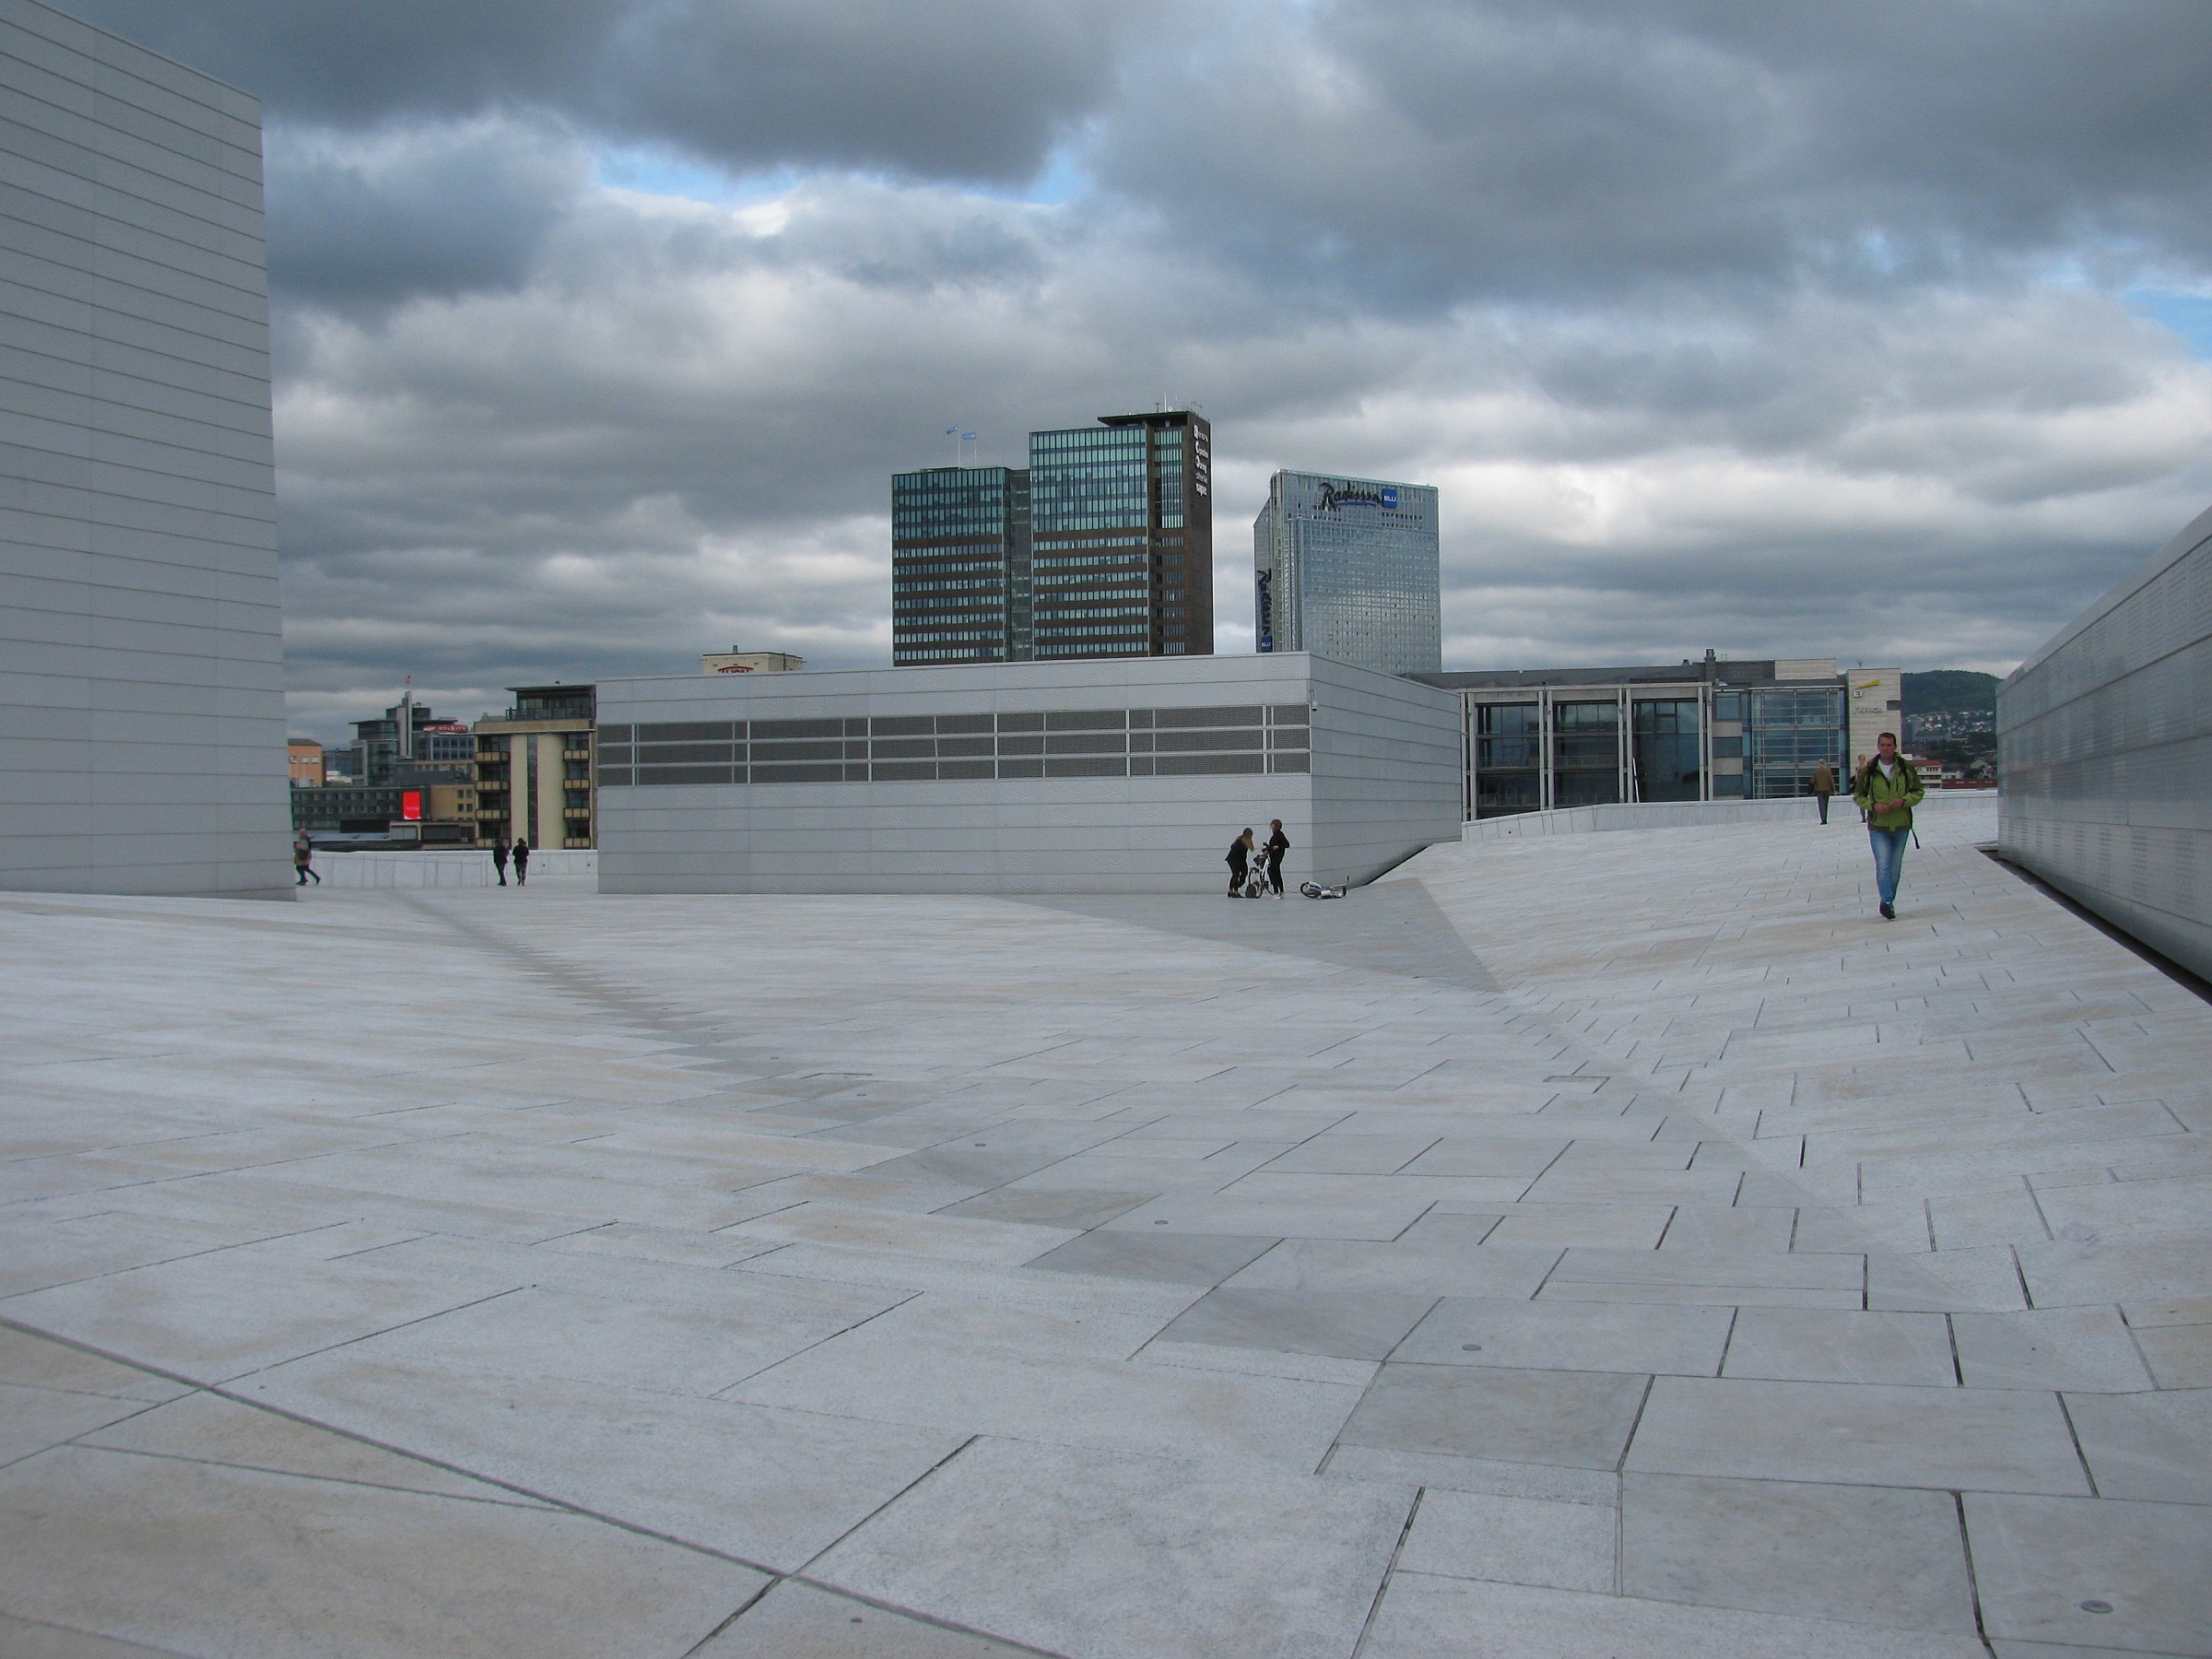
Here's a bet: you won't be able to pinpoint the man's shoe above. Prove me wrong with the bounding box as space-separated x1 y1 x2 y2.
1880 901 1895 920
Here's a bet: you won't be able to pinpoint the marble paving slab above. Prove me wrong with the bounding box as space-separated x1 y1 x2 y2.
4 801 2209 1655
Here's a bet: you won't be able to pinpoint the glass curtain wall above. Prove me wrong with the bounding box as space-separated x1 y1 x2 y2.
1475 704 1541 817
1747 688 1846 798
1551 700 1621 806
1631 700 1701 802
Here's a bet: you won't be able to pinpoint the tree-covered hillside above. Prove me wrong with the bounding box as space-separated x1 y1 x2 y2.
1902 670 2001 716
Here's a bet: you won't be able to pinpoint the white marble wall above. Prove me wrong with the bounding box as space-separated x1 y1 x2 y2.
0 0 291 897
596 653 1465 894
1999 500 2212 977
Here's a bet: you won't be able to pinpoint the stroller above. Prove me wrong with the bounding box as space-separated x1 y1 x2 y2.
1240 857 1271 899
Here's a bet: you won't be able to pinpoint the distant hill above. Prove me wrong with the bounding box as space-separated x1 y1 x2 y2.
1903 670 2000 716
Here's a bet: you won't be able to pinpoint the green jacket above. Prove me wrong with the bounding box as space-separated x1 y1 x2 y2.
1853 757 1924 830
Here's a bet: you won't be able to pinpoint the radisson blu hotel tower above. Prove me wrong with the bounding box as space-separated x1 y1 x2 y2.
1253 471 1441 676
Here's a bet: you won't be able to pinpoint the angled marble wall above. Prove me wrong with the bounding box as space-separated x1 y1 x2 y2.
0 0 291 897
1998 501 2212 979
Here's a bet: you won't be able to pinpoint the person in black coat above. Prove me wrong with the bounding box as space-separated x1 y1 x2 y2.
1264 820 1289 899
1225 828 1253 897
512 838 530 887
491 837 510 886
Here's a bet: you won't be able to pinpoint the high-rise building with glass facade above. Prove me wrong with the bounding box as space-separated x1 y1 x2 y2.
890 412 1212 665
891 466 1032 665
1253 471 1441 675
1028 410 1213 659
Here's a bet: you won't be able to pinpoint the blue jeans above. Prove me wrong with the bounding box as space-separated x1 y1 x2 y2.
1868 827 1908 906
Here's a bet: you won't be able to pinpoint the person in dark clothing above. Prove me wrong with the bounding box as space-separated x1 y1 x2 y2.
512 838 530 887
1225 828 1253 898
1810 761 1838 825
491 838 510 887
293 831 319 886
1264 820 1289 899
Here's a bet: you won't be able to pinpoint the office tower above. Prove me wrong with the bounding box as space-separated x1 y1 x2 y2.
348 693 471 784
1253 471 1441 675
0 0 292 896
890 466 1031 665
1028 410 1212 659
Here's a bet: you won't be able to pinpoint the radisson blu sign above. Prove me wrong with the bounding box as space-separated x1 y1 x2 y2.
1316 483 1398 512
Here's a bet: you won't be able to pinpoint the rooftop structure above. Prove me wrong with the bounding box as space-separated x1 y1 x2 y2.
595 653 1459 893
702 651 806 675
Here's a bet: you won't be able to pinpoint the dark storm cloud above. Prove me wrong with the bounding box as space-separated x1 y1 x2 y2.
1099 0 2212 306
265 119 585 310
65 0 1159 182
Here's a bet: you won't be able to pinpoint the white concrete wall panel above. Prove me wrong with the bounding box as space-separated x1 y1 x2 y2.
1998 501 2212 978
0 0 289 897
597 654 1463 894
1308 655 1464 881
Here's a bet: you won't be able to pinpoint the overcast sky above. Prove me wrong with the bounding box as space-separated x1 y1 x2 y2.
72 0 2212 740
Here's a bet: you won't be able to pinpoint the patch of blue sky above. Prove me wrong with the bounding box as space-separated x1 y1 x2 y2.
1008 146 1090 206
2124 288 2212 359
594 145 796 208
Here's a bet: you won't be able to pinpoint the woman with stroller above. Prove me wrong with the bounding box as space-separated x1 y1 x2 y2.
1225 828 1254 898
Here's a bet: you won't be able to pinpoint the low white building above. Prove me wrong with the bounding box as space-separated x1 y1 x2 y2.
595 653 1461 894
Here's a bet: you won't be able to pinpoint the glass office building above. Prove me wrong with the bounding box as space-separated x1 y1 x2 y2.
1253 472 1441 675
1028 410 1213 659
1417 657 1851 818
890 411 1212 665
891 467 1032 665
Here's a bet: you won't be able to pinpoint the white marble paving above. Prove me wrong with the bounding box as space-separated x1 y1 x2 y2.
3 797 2209 1656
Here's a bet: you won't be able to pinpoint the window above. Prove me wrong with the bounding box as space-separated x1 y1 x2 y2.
1475 704 1541 818
1632 700 1700 802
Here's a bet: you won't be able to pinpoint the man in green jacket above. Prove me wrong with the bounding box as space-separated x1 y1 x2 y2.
1853 731 1924 921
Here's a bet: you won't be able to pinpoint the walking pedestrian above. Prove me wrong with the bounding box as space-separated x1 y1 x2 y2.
1225 828 1253 898
1810 760 1838 826
292 831 319 886
491 837 510 887
1852 732 1924 921
1264 819 1289 899
512 837 530 888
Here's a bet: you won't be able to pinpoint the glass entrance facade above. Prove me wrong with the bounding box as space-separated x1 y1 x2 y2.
1426 658 1852 820
1474 703 1540 818
1746 688 1846 798
1632 700 1701 802
1551 700 1621 807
